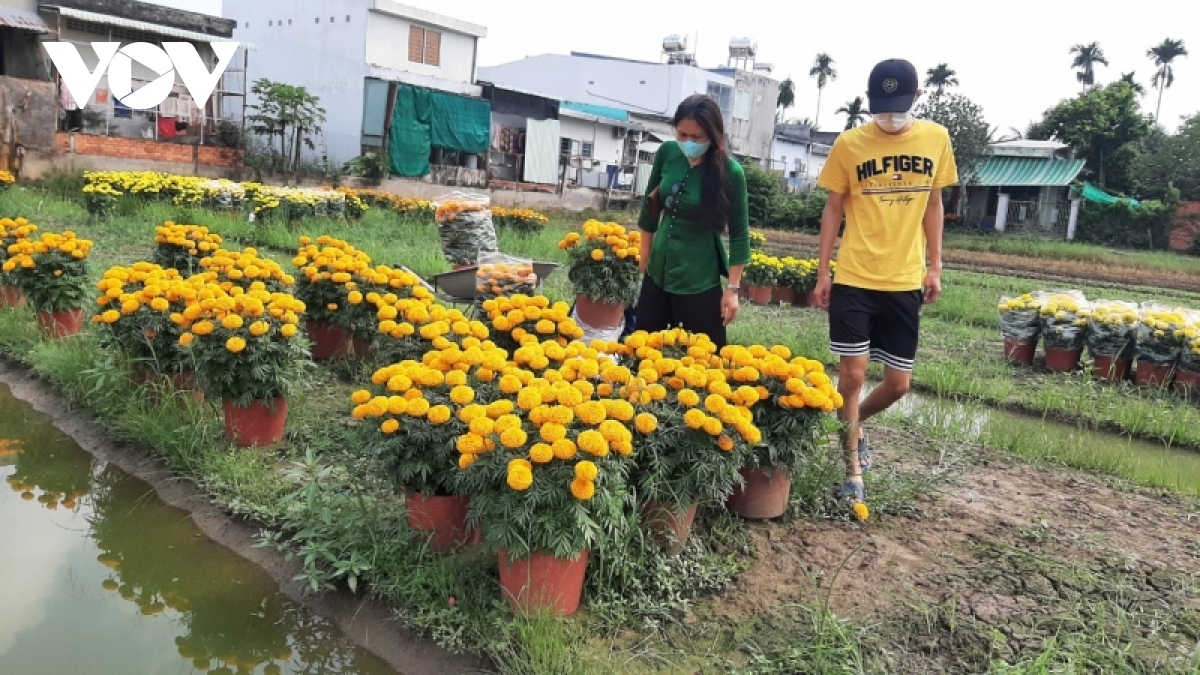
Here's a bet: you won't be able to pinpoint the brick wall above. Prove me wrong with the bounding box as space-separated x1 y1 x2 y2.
1168 202 1200 252
55 133 243 168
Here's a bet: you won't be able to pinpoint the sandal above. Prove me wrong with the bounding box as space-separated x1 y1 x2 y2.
839 480 871 522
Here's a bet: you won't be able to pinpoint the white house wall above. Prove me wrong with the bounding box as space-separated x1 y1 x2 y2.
232 0 373 165
559 116 622 165
365 10 477 84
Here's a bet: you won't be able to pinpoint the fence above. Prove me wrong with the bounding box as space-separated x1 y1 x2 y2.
1001 199 1072 237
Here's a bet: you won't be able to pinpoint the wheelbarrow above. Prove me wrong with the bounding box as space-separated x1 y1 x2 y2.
430 262 560 314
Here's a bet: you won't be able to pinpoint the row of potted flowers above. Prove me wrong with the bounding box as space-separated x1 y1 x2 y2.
999 291 1200 395
741 252 835 306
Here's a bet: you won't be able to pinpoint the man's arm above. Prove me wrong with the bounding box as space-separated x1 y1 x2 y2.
922 189 944 304
813 191 846 309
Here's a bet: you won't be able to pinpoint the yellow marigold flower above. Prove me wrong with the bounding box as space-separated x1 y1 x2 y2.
221 315 243 331
348 291 364 305
570 479 595 501
678 389 701 407
551 438 577 460
539 423 567 444
469 417 495 436
449 385 475 405
351 390 372 405
100 309 121 324
458 453 477 469
530 443 554 464
178 332 195 347
506 461 533 491
225 336 247 353
574 460 599 482
149 297 170 312
702 417 723 437
500 427 528 449
249 320 270 337
577 430 608 457
852 502 870 521
428 405 452 425
718 435 735 452
634 413 658 435
281 323 298 338
705 394 727 414
574 401 606 426
683 408 706 430
380 419 400 434
517 387 542 410
446 370 468 387
499 374 523 394
327 303 339 311
407 398 431 417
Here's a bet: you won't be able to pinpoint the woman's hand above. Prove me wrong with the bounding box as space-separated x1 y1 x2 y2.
721 288 740 326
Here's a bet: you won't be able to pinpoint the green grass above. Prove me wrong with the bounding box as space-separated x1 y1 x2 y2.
943 232 1200 276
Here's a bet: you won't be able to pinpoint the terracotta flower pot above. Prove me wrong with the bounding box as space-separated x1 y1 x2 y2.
1044 347 1082 373
223 398 288 447
1134 361 1175 389
770 286 796 306
726 467 792 520
0 284 25 309
305 320 350 360
1174 369 1200 399
641 501 699 555
574 294 625 329
406 492 479 553
498 549 589 617
745 285 772 306
36 308 84 338
1092 354 1132 383
1003 337 1036 366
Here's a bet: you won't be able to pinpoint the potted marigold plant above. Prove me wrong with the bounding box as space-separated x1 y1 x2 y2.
1133 304 1186 389
481 294 584 352
349 340 508 552
1038 293 1090 373
748 230 767 251
1085 300 1139 382
348 264 434 359
622 329 761 553
1177 322 1200 398
455 339 637 616
742 253 779 305
0 217 37 309
372 296 490 365
291 235 375 360
719 344 844 520
153 221 222 275
3 230 93 338
493 207 549 234
773 257 806 306
197 247 294 295
92 263 204 401
997 293 1043 365
558 220 641 330
181 287 310 447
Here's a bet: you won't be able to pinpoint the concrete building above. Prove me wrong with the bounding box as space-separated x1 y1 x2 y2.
232 0 487 166
962 140 1086 237
770 123 837 191
479 49 779 163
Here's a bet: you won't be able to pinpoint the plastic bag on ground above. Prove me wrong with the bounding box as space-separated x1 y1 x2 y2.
1136 303 1190 365
432 191 498 266
1038 291 1090 350
997 292 1045 343
1085 300 1139 357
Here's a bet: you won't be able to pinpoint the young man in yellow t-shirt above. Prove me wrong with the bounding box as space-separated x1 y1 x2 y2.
813 58 958 520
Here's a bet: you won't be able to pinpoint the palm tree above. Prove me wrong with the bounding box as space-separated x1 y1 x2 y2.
809 53 837 129
837 97 868 131
1148 38 1188 123
1119 72 1146 96
1070 42 1109 91
924 63 959 94
793 117 816 129
776 77 796 121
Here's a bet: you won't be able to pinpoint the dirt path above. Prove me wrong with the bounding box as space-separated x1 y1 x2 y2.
0 359 490 675
707 427 1200 672
761 230 1200 295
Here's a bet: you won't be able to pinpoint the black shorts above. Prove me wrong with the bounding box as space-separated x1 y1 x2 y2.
829 284 922 372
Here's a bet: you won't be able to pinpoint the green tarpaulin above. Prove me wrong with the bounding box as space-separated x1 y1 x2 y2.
1076 181 1141 209
387 84 492 177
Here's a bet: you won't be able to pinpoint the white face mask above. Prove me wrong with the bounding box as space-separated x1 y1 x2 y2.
873 112 913 133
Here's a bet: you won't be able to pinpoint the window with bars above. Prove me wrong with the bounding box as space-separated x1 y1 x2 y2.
408 25 441 66
581 142 593 159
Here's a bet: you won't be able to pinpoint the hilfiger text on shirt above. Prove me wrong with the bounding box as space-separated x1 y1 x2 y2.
855 155 935 182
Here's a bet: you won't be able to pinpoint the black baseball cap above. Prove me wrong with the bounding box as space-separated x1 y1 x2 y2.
867 59 919 113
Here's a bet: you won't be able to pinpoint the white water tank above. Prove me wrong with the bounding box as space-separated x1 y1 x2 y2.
728 38 757 58
662 35 687 53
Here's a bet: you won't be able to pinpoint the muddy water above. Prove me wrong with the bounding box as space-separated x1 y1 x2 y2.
0 384 402 675
892 392 1200 494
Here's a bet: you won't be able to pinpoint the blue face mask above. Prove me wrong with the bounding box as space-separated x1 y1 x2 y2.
678 140 711 160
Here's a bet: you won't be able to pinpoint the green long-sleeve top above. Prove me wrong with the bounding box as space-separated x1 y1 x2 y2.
637 141 751 295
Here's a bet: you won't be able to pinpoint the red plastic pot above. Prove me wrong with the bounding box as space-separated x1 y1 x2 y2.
1174 369 1200 399
1134 361 1175 389
0 284 25 309
745 285 772 306
574 295 625 329
641 501 699 555
1044 347 1082 373
1003 337 1036 366
223 398 288 447
498 549 589 617
1092 354 1132 383
770 286 797 306
406 492 479 553
305 320 350 360
726 467 792 520
36 308 84 338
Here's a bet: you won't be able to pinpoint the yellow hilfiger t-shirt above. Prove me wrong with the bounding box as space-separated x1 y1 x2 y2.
817 120 958 291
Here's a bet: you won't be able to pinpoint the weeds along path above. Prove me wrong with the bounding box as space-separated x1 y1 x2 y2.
762 231 1200 295
706 426 1200 673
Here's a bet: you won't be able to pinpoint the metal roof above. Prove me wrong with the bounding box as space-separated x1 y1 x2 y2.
972 156 1087 187
46 6 256 50
0 7 52 33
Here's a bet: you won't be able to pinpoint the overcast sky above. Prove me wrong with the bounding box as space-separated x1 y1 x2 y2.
421 0 1196 135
